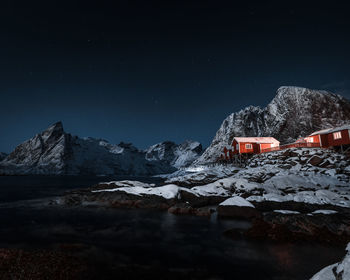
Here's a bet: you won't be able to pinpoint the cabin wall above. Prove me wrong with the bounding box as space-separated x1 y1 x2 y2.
260 143 273 151
232 140 239 154
239 142 256 154
320 134 329 148
231 139 279 155
326 129 350 147
305 135 321 144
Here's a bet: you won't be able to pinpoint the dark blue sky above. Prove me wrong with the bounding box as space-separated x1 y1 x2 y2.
1 1 350 152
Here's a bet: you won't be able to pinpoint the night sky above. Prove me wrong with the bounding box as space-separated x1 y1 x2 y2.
1 1 350 153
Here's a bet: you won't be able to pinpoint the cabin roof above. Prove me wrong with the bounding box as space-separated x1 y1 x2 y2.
233 137 280 144
310 125 350 136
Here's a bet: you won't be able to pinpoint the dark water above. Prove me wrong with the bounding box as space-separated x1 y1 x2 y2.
0 176 345 279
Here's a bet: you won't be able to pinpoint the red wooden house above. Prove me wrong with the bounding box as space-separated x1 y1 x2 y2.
306 125 350 149
221 145 234 161
232 137 280 154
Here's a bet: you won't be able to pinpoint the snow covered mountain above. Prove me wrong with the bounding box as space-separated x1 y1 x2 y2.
145 140 202 169
195 86 350 164
0 153 8 162
0 122 201 175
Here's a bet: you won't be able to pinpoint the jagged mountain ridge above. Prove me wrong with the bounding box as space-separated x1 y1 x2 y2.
0 122 202 175
195 86 350 164
145 140 202 168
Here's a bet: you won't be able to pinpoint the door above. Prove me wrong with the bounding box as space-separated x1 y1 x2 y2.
253 144 260 154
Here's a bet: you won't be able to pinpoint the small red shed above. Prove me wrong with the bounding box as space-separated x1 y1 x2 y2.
232 137 280 154
307 125 350 148
221 145 234 161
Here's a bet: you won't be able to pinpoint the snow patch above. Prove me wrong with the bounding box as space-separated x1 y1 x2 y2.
219 196 255 208
273 210 300 215
312 210 338 215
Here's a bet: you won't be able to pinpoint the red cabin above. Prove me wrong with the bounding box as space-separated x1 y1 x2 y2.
222 145 234 161
307 125 350 148
231 137 280 154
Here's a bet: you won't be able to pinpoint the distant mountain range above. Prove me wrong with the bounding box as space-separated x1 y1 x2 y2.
2 86 350 174
0 122 202 175
195 86 350 164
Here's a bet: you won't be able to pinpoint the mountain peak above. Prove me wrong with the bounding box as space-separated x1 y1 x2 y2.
40 121 65 143
275 86 334 99
45 121 64 132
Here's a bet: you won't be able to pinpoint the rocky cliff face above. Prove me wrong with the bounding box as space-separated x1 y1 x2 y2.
145 140 202 169
1 122 68 174
195 86 350 164
0 122 201 175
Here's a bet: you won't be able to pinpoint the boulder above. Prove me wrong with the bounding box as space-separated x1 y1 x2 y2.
243 211 350 245
217 197 261 219
308 156 323 166
168 203 212 217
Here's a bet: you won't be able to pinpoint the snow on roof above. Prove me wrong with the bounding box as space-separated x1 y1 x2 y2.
233 137 280 144
310 125 350 136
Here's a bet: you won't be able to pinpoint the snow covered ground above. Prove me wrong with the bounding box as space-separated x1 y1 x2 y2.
93 148 350 210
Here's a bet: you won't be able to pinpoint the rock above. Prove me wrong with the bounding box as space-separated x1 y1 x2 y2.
217 197 261 219
319 160 331 168
217 205 261 219
63 189 176 210
168 203 212 217
62 183 227 215
278 164 293 169
145 140 202 168
252 200 346 213
311 243 350 280
243 211 350 245
308 156 324 166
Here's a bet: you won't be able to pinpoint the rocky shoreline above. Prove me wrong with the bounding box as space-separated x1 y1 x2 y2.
59 184 350 246
48 147 350 280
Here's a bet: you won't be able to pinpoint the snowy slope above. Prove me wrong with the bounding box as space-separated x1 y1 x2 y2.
195 86 350 164
0 122 201 175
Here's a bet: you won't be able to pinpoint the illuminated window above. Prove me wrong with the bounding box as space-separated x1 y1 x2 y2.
246 144 252 149
333 132 342 140
308 137 314 143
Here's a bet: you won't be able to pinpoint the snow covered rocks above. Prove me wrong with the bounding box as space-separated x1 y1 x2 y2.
311 243 350 280
217 196 261 219
64 181 182 210
62 180 230 215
